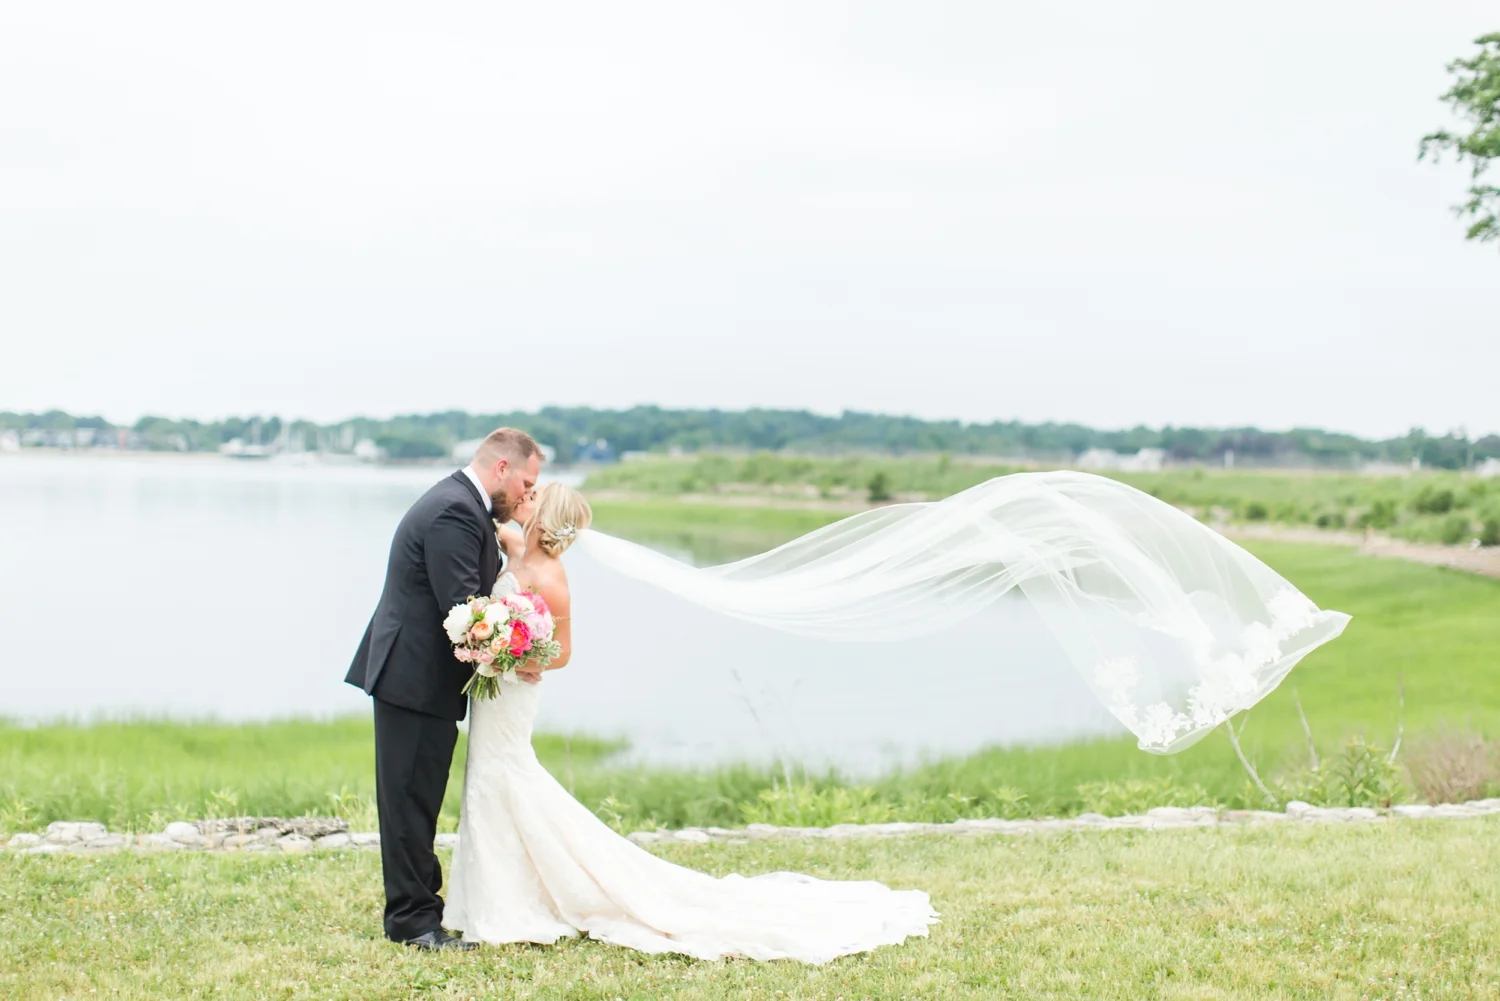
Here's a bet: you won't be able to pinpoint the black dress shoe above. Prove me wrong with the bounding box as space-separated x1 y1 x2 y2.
405 929 477 952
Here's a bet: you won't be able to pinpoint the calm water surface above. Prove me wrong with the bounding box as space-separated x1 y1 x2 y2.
0 454 1118 771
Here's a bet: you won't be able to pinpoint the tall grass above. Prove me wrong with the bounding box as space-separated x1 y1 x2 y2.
586 455 1500 546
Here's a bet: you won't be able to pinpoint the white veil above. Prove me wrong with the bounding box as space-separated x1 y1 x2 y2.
575 471 1349 754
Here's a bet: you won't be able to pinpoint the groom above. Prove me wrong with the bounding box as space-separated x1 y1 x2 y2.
345 427 542 951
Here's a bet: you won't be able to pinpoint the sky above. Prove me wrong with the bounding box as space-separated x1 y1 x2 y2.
2 1 1497 438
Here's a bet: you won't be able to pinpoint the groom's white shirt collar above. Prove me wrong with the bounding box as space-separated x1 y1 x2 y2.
461 465 493 514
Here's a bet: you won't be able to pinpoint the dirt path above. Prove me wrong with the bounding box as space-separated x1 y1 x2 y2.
1220 524 1500 581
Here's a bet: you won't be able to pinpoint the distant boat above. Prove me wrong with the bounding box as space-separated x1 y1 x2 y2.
219 439 272 460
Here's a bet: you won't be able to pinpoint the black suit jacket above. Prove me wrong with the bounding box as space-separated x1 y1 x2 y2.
345 471 500 720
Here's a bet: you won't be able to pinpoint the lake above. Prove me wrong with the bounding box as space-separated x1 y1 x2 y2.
0 453 1119 771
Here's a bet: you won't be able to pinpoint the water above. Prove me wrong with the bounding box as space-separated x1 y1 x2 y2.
0 454 1119 771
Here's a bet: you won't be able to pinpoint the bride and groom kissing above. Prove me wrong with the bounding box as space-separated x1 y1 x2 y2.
344 427 938 963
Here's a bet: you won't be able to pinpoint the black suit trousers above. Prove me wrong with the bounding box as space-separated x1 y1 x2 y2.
373 697 459 942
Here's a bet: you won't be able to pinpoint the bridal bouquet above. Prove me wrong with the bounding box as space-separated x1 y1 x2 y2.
443 590 560 700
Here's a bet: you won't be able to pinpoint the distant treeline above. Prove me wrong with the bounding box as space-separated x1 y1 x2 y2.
3 406 1498 469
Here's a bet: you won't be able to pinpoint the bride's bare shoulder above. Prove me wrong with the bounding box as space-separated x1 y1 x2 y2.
530 560 571 608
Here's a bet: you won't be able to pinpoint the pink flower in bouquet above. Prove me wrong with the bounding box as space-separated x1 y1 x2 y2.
471 619 495 641
507 619 533 656
469 597 487 616
530 592 551 617
454 647 473 663
476 650 495 666
488 637 505 655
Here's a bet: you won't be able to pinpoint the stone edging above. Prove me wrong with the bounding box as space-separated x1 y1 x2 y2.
5 799 1500 856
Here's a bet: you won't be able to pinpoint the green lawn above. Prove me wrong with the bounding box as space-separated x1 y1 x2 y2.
3 821 1498 999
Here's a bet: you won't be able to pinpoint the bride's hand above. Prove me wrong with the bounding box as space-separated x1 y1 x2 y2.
516 669 542 685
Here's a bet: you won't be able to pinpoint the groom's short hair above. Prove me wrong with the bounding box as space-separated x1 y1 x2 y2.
475 427 542 466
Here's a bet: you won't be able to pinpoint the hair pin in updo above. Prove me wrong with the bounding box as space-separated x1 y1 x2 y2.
552 524 577 541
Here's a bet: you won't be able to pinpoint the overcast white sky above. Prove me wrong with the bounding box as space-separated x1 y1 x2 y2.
2 1 1496 438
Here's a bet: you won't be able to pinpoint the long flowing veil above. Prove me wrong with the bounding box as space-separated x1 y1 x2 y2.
574 471 1349 755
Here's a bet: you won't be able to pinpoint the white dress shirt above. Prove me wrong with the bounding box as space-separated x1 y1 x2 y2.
461 465 493 514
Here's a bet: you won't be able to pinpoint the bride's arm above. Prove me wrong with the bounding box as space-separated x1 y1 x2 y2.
538 577 572 671
496 522 525 558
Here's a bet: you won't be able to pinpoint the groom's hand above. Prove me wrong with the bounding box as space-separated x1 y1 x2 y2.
517 670 543 685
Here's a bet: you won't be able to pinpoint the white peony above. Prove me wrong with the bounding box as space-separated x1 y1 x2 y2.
475 658 501 678
443 604 474 645
482 601 508 625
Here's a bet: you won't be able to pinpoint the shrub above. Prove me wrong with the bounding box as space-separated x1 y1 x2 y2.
1406 732 1499 804
1244 501 1269 521
1481 517 1500 548
1440 514 1473 546
1358 499 1398 530
867 471 892 503
1413 486 1457 515
1315 510 1346 529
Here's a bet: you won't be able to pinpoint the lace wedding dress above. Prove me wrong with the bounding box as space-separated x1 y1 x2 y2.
442 571 938 962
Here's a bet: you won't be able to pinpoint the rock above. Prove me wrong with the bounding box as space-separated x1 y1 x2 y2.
744 824 779 838
44 822 108 844
1284 801 1314 818
674 829 711 843
6 833 43 850
1465 798 1500 812
82 836 129 851
289 818 349 840
220 834 258 850
277 834 313 854
25 842 68 855
164 821 200 841
314 833 351 851
1431 804 1483 819
434 833 459 850
1391 804 1433 818
1344 807 1380 821
349 833 381 849
1074 813 1112 825
626 831 662 846
137 833 184 851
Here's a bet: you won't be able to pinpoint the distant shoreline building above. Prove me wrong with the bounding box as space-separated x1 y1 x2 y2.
1075 447 1166 473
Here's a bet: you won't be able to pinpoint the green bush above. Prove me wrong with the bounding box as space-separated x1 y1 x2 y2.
1244 501 1269 521
1482 517 1500 548
1358 499 1399 530
1253 737 1407 810
867 471 892 503
1314 510 1346 529
1440 514 1473 546
1413 486 1457 515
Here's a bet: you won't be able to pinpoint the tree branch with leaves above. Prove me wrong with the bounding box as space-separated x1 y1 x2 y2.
1420 33 1500 246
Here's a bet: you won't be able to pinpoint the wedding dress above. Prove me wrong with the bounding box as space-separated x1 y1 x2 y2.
442 570 938 962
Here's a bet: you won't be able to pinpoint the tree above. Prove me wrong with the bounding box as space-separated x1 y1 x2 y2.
1421 33 1500 246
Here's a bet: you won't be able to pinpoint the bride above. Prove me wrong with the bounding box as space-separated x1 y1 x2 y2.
443 483 939 962
444 471 1350 961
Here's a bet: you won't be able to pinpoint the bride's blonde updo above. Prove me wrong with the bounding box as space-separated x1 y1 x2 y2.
527 483 593 557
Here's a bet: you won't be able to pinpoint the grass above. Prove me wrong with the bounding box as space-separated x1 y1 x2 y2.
4 533 1497 834
0 721 620 836
586 455 1500 547
3 821 1500 999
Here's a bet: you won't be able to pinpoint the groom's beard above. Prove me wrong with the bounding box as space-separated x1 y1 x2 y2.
492 495 514 524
